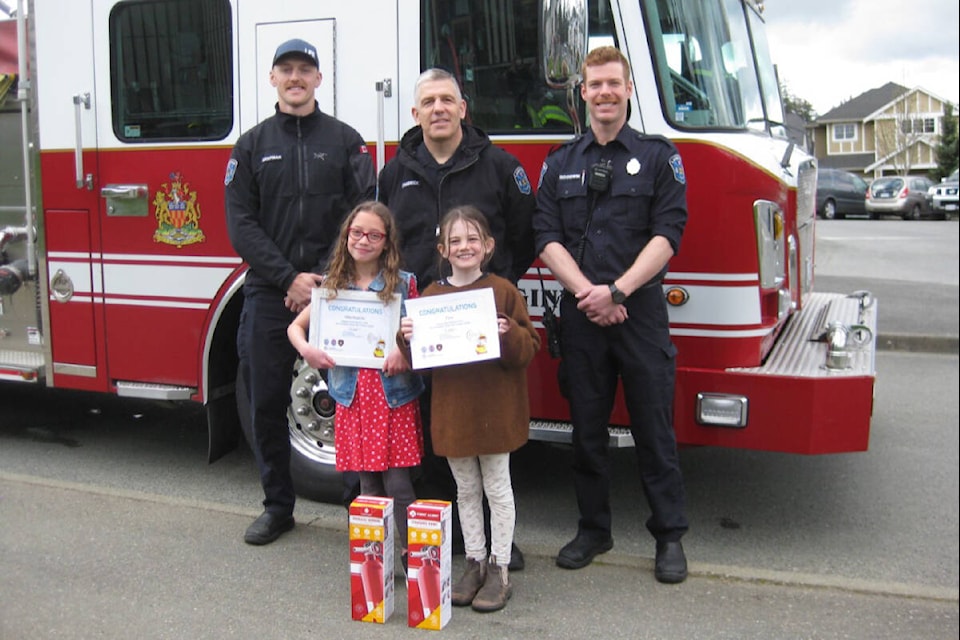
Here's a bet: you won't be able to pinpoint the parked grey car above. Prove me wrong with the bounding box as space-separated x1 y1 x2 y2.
865 175 934 220
926 168 958 218
816 168 868 219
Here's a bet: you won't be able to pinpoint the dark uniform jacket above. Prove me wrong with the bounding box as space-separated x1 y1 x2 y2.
533 125 687 284
225 103 376 293
378 124 536 288
533 125 688 351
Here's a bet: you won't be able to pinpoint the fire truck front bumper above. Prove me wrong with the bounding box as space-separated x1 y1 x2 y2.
674 291 877 454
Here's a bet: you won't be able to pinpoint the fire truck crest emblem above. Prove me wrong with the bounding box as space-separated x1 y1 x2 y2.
153 172 206 248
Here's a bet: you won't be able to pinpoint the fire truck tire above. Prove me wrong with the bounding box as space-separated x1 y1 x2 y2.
236 366 343 505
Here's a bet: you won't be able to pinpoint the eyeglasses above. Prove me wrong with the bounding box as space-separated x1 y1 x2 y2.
348 227 386 243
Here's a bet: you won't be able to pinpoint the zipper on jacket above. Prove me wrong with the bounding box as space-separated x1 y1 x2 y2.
436 154 479 237
297 117 305 265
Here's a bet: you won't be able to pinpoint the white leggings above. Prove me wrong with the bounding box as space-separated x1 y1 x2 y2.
447 453 515 566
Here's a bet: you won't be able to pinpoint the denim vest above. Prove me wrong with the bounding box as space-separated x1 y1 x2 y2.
326 270 425 408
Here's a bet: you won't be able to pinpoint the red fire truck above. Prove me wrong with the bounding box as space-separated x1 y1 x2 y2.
1 0 876 502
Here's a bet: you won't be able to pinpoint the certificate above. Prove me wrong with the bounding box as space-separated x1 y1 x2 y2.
309 289 401 369
405 288 500 369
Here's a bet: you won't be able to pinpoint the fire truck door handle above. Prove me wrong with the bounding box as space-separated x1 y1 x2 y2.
101 185 148 199
375 79 392 176
73 93 93 191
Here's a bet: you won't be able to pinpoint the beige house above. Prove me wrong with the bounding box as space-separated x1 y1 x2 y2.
810 82 957 180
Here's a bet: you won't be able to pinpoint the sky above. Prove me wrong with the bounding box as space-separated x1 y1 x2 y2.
763 0 960 117
3 1 956 118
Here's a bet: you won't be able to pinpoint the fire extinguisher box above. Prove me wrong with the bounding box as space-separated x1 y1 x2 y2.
407 499 452 630
349 496 395 623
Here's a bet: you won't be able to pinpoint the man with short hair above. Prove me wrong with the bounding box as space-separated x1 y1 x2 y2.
225 38 375 545
533 46 690 583
379 68 535 288
378 68 536 570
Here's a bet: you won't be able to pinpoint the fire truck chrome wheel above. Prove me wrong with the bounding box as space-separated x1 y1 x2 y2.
286 359 341 503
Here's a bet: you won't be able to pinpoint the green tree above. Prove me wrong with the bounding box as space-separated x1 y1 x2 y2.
779 80 817 121
933 102 959 180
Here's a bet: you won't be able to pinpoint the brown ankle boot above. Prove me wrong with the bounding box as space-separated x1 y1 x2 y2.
471 558 512 612
451 557 486 606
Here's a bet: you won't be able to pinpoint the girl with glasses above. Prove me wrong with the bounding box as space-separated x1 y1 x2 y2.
289 201 424 567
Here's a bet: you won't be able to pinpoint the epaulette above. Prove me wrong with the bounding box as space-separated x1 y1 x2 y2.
545 134 584 158
634 132 677 149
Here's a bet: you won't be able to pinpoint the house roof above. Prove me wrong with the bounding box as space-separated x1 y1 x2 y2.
816 82 909 123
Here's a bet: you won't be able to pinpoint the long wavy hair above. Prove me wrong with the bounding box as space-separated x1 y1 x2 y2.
323 201 402 303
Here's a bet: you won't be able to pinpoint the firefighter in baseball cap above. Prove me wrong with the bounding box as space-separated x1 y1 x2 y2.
272 38 319 68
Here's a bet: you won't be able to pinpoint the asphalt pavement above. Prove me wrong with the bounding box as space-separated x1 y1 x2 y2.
2 347 957 639
1 220 957 639
815 218 959 354
1 476 955 640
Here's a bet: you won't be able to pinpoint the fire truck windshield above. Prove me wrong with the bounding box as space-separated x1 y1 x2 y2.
646 0 785 132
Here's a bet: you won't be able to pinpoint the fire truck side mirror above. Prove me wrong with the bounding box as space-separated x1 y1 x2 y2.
541 0 588 90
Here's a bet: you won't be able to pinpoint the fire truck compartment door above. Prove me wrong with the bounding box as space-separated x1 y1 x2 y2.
237 2 402 143
88 0 238 387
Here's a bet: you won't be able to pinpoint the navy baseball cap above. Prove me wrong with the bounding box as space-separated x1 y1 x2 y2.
272 38 319 67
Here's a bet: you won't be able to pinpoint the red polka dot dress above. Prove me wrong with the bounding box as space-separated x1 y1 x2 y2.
334 278 423 472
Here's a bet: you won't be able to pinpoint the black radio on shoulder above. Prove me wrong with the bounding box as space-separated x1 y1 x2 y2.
588 160 613 193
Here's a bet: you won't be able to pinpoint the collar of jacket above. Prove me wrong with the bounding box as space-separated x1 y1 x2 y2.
345 270 388 293
398 122 491 160
574 124 637 155
273 101 322 132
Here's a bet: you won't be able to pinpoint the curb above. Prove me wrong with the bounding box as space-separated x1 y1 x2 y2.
876 333 959 355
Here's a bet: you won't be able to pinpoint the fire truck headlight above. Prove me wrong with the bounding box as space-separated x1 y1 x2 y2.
696 393 748 428
754 200 786 289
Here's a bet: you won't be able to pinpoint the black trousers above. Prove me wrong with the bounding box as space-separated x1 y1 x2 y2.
560 290 688 542
238 289 298 517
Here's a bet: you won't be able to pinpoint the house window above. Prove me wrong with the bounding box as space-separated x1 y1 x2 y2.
832 123 856 141
900 118 937 134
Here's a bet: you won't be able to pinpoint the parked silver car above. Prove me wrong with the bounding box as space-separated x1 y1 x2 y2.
865 175 934 220
926 168 959 219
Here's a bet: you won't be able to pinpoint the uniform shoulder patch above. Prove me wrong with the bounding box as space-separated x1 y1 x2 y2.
513 166 532 195
669 154 686 185
224 159 238 186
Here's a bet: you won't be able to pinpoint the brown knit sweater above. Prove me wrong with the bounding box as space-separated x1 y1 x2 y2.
405 273 541 457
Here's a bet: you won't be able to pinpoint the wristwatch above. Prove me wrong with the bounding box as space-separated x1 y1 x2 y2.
609 283 627 304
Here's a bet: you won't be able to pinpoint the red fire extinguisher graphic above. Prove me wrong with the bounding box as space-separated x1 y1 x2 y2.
410 545 441 618
353 541 384 613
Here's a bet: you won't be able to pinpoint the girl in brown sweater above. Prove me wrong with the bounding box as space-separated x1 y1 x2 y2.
400 206 540 612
